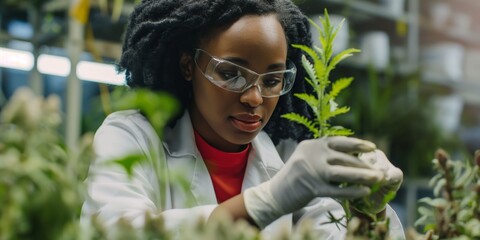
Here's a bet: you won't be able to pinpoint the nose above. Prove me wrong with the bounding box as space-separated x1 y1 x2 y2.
240 84 263 107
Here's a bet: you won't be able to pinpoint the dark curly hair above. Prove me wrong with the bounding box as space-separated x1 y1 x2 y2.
119 0 313 144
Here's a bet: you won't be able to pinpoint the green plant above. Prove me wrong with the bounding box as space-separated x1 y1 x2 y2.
281 9 401 239
0 86 181 239
413 149 480 240
0 88 93 239
281 9 356 138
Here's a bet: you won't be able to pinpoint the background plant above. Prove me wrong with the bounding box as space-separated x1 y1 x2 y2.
0 87 93 239
339 68 460 178
412 149 480 240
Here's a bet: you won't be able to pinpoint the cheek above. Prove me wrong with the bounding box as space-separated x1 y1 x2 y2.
192 77 234 110
262 98 279 122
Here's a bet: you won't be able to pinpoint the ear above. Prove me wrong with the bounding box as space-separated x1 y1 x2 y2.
179 52 194 81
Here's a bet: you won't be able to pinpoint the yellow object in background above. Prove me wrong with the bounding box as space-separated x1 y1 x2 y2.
396 20 407 37
70 0 91 24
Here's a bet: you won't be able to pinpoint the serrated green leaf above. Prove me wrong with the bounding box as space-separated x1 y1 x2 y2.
320 10 334 63
294 93 319 116
304 77 315 90
313 46 324 62
292 45 320 66
325 127 353 137
281 113 319 137
329 99 338 112
325 77 353 102
300 55 318 87
328 48 360 72
330 18 345 49
320 103 331 121
327 106 350 119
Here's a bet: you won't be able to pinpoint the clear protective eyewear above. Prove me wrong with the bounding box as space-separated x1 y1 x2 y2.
193 49 296 98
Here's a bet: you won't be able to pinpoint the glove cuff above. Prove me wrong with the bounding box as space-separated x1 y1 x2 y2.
243 180 284 229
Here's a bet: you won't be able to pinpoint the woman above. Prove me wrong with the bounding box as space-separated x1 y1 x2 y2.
82 0 405 238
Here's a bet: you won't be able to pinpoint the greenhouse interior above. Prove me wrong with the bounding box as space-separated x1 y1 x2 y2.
1 0 479 239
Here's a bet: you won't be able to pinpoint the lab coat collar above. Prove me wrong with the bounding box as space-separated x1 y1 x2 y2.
163 111 197 158
243 131 284 189
163 111 217 205
163 111 284 205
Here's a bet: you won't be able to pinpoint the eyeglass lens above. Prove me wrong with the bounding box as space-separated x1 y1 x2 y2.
195 49 296 97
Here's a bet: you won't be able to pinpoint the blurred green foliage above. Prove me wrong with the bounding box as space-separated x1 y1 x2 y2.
0 86 327 239
413 149 480 239
0 88 93 239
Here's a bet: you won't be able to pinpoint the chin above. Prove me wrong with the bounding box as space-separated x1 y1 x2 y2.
229 131 259 145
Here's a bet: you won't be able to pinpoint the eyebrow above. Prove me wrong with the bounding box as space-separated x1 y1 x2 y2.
223 57 287 70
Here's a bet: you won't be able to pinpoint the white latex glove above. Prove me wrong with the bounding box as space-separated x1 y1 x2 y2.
244 136 385 229
352 150 403 215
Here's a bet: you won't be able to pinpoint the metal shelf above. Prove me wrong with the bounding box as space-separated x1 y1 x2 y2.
419 16 480 47
322 0 413 22
422 78 480 104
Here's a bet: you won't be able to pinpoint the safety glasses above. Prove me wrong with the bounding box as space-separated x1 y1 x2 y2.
193 49 296 98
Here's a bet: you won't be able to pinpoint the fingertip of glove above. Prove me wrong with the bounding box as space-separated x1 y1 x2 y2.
328 137 376 153
358 186 371 197
357 140 376 152
338 185 371 199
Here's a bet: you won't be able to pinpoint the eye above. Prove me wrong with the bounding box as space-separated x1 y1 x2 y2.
218 69 242 81
215 61 243 81
261 75 283 88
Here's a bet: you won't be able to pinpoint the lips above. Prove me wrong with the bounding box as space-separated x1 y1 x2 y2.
231 114 262 133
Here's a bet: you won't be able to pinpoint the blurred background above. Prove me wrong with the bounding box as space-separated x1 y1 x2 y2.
0 0 479 231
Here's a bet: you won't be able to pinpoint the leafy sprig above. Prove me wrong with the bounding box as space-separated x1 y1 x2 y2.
281 9 357 138
281 9 399 239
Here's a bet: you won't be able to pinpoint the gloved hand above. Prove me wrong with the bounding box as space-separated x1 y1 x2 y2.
352 150 403 215
243 136 385 229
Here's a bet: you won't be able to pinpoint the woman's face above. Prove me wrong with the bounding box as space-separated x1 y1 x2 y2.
188 14 288 152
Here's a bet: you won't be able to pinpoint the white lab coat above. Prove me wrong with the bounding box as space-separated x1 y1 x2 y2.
82 110 405 239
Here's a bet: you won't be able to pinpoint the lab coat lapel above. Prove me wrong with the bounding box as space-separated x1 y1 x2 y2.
244 132 292 238
243 131 284 190
191 155 217 205
163 112 217 206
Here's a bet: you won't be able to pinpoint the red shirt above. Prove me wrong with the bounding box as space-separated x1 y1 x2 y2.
194 131 249 203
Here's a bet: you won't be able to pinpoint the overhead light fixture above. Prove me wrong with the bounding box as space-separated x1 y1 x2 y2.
0 47 125 85
0 47 34 71
77 61 125 86
38 54 71 77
